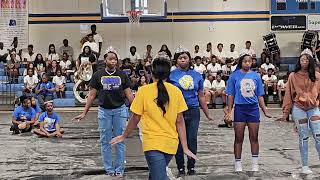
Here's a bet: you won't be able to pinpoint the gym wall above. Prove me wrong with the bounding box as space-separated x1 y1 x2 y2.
28 0 302 60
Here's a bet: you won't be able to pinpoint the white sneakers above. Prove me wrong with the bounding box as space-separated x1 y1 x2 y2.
252 164 259 172
235 161 242 172
234 162 259 172
301 166 313 174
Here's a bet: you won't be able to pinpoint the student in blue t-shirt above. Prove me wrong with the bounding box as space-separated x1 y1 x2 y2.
11 96 36 134
33 101 64 137
169 46 214 176
35 73 55 108
225 54 271 173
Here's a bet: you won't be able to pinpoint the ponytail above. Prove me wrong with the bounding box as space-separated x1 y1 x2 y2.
156 79 169 115
152 57 171 115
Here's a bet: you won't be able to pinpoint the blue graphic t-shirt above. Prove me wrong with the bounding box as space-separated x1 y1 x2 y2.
12 106 36 121
39 112 60 132
226 70 264 105
37 82 54 96
169 68 204 108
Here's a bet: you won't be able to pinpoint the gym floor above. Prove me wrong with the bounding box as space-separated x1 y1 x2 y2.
0 109 319 180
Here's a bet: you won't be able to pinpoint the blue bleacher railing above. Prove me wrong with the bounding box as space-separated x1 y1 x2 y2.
0 63 15 110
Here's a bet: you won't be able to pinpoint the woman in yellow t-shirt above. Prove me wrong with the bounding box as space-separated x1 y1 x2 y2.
110 58 198 180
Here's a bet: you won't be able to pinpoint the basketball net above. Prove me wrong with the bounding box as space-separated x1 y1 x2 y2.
127 10 142 24
126 10 142 49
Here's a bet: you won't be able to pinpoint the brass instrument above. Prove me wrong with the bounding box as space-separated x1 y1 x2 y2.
73 62 93 104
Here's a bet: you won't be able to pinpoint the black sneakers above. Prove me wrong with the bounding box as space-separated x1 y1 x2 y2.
187 168 196 175
10 125 20 135
177 169 185 177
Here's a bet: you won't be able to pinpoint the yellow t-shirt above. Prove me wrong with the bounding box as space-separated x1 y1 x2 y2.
130 82 188 155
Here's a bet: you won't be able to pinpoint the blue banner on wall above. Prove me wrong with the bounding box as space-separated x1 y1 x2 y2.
271 0 320 14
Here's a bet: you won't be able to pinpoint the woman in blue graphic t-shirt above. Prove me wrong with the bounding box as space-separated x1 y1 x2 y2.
169 46 214 176
225 54 271 173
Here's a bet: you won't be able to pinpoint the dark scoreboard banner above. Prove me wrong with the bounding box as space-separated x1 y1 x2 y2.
271 15 307 31
271 0 320 14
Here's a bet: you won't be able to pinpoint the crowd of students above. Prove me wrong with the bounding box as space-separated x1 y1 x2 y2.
0 23 289 110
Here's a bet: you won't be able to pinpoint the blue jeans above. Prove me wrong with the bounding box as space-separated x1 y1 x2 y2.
98 105 129 174
292 105 320 167
145 150 173 180
175 108 200 170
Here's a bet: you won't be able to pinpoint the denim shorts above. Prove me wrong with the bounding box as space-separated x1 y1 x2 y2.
234 104 260 123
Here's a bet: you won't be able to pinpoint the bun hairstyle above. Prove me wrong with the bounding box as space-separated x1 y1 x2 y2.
104 46 119 60
104 51 119 61
152 57 171 115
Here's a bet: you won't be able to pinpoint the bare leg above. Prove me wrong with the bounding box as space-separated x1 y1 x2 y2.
272 83 277 94
204 91 211 104
234 122 246 172
264 82 268 95
248 123 260 156
234 122 246 159
33 129 49 137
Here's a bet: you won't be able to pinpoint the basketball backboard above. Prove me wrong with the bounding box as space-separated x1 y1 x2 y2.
102 0 167 20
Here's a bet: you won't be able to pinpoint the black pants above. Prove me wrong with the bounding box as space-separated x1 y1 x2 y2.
10 123 32 134
175 108 200 170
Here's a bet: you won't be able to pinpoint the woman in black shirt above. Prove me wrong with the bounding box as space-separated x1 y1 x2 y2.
73 47 134 178
77 46 96 71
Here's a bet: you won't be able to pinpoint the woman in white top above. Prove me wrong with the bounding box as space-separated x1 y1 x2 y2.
129 46 141 64
52 69 66 98
23 68 39 94
23 62 37 76
260 57 275 74
45 44 59 67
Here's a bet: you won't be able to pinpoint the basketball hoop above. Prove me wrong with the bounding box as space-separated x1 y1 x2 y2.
127 10 143 24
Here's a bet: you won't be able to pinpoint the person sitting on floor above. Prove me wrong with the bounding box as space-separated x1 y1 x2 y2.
33 101 64 138
10 96 36 134
30 96 42 126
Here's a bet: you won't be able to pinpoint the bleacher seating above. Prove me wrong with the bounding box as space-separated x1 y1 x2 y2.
0 63 77 107
0 69 4 76
1 50 307 109
53 98 75 107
